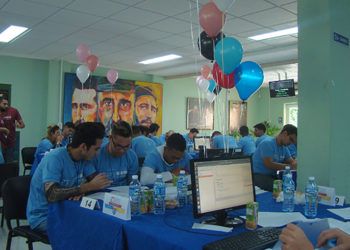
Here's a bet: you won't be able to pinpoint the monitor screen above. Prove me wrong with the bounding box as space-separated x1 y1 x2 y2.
269 79 295 98
194 136 211 151
190 157 255 224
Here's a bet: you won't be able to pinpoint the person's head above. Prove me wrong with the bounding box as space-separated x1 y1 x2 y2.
46 125 61 144
149 123 160 135
211 131 222 139
253 123 266 137
134 86 157 127
164 133 186 164
165 130 175 142
189 128 199 139
139 125 150 136
109 120 132 157
62 122 75 138
0 96 9 112
239 126 249 137
98 97 114 123
132 125 141 137
72 79 98 124
278 124 297 146
70 122 105 160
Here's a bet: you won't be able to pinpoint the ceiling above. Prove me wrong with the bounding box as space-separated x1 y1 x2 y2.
0 0 298 80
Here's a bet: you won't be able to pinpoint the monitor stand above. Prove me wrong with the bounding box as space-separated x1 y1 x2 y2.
201 211 244 228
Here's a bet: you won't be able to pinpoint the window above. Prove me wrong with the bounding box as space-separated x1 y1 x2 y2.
284 102 298 126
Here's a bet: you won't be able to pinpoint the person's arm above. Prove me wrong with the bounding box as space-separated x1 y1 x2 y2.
263 157 290 171
0 127 9 135
44 173 111 202
285 157 297 169
279 224 313 250
16 119 25 128
140 166 172 185
317 228 350 249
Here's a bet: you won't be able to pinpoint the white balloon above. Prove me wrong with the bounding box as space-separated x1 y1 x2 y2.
76 64 90 84
214 0 236 12
206 92 216 103
196 76 210 92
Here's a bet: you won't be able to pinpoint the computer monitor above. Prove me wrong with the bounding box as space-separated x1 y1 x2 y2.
205 148 243 159
193 136 211 151
190 157 255 227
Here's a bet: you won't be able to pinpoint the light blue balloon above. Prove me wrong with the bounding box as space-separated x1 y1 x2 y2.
234 61 264 101
214 37 243 75
208 79 217 93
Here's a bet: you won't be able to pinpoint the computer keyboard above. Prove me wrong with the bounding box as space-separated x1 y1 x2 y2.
203 227 282 250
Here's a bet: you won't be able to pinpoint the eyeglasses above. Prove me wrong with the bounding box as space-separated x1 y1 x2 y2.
110 136 130 151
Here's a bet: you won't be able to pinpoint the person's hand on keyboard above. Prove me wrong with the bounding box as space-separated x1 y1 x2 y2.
279 223 313 250
317 228 350 250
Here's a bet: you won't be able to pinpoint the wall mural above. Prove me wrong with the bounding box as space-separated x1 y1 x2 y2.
63 73 163 135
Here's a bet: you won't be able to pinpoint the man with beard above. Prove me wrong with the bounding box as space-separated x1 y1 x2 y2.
0 95 25 162
134 86 157 128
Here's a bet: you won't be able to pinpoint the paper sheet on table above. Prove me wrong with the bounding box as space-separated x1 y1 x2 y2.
109 186 129 197
86 192 106 200
257 212 306 227
192 223 232 232
328 207 350 220
327 218 350 234
255 186 267 195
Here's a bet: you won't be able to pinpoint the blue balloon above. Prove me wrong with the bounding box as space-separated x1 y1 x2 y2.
234 61 264 101
214 37 243 74
208 79 217 93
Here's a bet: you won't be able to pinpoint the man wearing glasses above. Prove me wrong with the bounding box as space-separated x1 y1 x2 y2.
140 133 192 185
252 124 297 192
93 121 139 186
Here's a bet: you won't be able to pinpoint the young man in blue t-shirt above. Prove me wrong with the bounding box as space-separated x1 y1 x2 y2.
252 124 297 191
131 125 156 158
238 125 256 156
253 123 272 147
93 121 139 186
27 122 112 232
140 133 192 185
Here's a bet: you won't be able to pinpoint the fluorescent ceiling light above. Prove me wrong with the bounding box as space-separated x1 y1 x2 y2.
249 27 298 41
139 54 182 64
0 25 29 43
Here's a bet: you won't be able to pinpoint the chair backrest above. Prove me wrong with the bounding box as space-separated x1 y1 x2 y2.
0 162 19 197
21 147 37 165
2 175 31 223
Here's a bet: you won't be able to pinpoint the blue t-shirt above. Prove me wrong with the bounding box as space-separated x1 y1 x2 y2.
212 135 238 149
238 135 256 156
255 134 271 147
131 135 157 158
143 145 192 173
150 136 162 146
92 144 138 186
183 133 194 151
159 134 166 145
30 138 54 176
27 147 96 229
252 138 292 176
288 143 297 158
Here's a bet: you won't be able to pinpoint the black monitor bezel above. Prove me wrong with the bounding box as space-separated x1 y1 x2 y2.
190 156 256 219
193 136 211 151
269 79 296 98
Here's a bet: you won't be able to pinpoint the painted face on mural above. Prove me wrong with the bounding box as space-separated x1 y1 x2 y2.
118 98 132 123
98 97 114 124
135 95 157 127
72 88 97 123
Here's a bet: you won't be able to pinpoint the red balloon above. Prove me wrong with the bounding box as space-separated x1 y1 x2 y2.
212 62 235 89
199 2 225 38
86 54 99 72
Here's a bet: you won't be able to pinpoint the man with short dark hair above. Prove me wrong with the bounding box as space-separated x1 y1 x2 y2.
238 126 256 156
131 125 156 158
183 128 199 151
0 95 25 162
93 121 139 186
253 123 271 147
140 133 192 185
27 122 112 232
211 131 238 149
252 124 297 191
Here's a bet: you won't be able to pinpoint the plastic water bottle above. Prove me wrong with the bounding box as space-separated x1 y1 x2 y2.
153 174 166 215
282 173 295 212
177 170 188 207
129 175 141 216
282 166 291 184
304 176 318 218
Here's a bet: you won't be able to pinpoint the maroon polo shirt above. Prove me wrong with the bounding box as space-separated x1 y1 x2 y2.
0 107 22 148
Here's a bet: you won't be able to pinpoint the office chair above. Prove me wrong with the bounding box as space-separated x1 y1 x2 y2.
2 175 50 250
21 147 36 175
0 162 19 227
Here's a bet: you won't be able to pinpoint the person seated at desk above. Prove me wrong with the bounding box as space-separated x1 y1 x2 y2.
183 128 199 151
280 223 350 250
159 130 174 145
59 121 75 147
131 125 156 158
149 123 162 146
253 123 271 147
238 125 256 156
211 131 238 149
288 143 297 159
27 122 112 232
30 125 62 176
252 124 297 192
140 133 192 185
93 121 138 186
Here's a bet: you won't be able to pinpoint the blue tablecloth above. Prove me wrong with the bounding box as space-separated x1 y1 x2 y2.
47 192 348 250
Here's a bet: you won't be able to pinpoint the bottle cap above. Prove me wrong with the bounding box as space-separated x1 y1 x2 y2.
309 176 315 181
180 170 185 174
285 166 290 170
132 175 138 179
156 174 162 179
